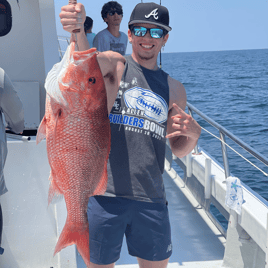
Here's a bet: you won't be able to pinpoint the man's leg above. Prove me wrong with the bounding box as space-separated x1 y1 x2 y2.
137 257 169 268
87 196 131 266
125 201 172 266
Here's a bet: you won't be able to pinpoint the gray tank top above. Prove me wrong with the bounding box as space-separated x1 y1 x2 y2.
105 55 169 204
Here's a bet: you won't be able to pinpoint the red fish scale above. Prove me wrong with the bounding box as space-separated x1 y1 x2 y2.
38 46 110 266
46 94 110 223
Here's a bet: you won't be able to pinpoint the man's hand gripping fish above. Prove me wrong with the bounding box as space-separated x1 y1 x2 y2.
36 42 111 267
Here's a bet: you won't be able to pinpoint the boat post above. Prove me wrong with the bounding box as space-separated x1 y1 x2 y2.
204 158 212 199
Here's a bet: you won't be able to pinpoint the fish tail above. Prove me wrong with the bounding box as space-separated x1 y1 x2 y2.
54 222 90 267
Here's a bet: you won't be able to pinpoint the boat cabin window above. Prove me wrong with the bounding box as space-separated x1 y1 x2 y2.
0 0 12 37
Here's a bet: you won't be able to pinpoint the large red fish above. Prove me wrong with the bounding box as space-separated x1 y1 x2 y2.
37 42 110 267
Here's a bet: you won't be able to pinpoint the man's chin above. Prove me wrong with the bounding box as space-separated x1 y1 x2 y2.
138 52 154 61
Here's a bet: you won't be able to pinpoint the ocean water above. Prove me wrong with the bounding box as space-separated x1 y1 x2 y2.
159 49 268 226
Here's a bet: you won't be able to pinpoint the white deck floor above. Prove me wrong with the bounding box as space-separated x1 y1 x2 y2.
1 139 225 267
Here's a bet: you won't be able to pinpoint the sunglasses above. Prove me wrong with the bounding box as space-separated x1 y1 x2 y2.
131 26 166 39
108 9 123 16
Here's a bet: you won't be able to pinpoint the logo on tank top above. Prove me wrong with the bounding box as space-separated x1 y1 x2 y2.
124 87 168 124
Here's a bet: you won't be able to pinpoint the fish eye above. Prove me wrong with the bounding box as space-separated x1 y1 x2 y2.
88 77 96 84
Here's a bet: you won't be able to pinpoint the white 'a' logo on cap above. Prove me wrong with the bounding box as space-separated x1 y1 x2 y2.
145 8 159 20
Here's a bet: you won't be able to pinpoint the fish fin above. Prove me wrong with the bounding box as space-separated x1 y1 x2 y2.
48 172 63 206
92 169 108 196
48 184 64 205
51 110 60 143
54 222 90 267
36 116 47 144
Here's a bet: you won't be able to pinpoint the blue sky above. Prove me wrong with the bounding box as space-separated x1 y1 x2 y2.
54 0 268 53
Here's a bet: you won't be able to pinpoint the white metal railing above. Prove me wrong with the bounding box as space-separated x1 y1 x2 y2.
165 102 268 267
187 101 268 179
168 145 268 267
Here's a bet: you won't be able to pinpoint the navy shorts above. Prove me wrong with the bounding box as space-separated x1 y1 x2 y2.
87 196 172 265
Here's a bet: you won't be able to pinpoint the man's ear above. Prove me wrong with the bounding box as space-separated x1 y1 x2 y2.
128 29 133 43
163 33 169 45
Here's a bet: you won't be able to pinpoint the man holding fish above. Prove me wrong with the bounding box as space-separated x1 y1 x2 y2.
58 1 201 268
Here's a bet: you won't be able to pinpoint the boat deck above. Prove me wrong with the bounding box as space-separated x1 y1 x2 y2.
1 139 225 267
113 168 225 267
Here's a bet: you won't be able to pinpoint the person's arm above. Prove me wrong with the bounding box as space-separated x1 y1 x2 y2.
59 3 89 51
96 51 125 112
0 71 24 134
166 76 201 158
58 3 125 112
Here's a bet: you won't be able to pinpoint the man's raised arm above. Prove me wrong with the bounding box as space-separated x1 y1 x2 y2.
59 3 89 51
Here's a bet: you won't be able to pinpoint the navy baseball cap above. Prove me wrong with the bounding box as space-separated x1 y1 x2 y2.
128 2 172 32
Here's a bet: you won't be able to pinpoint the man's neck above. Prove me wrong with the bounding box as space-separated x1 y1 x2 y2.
107 25 120 38
131 52 159 71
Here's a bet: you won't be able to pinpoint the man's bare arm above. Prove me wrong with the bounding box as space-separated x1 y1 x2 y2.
59 3 89 51
97 51 125 113
59 2 126 112
166 77 201 158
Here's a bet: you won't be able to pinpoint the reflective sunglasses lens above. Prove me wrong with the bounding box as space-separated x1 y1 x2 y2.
133 27 147 37
150 29 164 38
132 27 164 38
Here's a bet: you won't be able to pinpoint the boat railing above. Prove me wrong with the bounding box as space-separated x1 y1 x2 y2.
187 101 268 179
165 101 268 267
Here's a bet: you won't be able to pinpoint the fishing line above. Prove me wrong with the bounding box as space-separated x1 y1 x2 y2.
200 126 268 177
69 0 80 51
159 0 162 69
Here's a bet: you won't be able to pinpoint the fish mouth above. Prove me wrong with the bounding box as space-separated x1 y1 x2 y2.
70 50 97 66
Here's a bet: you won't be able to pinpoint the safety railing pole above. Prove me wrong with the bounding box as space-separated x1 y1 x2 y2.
220 132 230 179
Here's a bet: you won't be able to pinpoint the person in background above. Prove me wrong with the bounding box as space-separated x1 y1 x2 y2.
84 16 96 48
0 67 24 255
93 1 128 55
60 2 201 267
